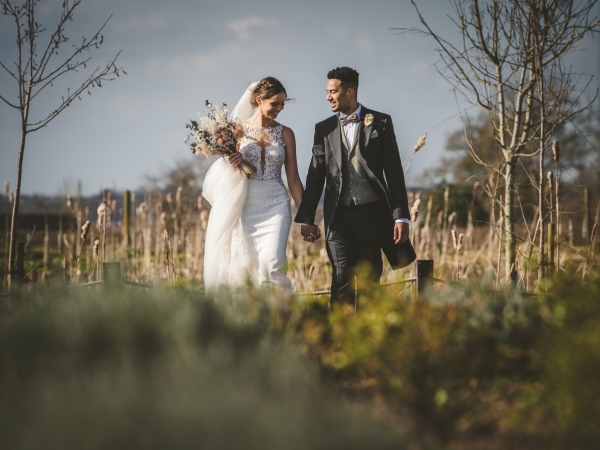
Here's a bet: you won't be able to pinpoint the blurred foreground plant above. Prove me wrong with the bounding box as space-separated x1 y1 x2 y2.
0 286 403 450
287 273 600 449
2 273 599 449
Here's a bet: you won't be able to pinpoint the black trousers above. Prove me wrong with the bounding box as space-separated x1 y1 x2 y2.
326 201 385 308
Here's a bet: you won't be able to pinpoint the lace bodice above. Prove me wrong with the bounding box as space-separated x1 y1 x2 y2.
239 122 286 182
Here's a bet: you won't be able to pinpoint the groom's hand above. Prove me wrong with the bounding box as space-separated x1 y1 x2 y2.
301 224 321 243
394 222 409 244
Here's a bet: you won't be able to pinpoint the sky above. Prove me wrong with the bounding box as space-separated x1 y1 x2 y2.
1 0 599 196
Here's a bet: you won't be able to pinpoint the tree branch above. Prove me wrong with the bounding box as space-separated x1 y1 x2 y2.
0 93 20 109
27 51 122 132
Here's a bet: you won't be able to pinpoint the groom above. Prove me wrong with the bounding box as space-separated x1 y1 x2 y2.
295 67 416 308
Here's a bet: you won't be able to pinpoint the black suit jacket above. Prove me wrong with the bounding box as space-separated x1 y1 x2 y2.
295 107 416 269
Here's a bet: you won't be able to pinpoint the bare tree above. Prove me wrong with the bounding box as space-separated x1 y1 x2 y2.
398 0 599 283
0 0 124 286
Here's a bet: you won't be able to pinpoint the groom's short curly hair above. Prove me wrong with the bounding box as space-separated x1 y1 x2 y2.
327 67 359 92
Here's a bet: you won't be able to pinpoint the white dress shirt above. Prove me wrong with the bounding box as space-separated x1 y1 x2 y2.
339 104 362 149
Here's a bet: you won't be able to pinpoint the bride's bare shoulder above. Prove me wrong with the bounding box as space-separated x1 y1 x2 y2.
281 125 295 136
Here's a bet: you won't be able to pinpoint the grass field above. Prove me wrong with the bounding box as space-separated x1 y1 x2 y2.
1 271 599 449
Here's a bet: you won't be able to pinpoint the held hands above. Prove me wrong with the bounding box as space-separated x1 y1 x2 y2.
301 224 321 243
228 152 243 170
394 222 409 244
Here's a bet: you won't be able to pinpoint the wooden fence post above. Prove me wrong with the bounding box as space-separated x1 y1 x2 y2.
548 223 555 274
103 262 122 291
16 241 24 281
583 187 591 245
416 259 433 296
123 190 131 248
62 257 67 284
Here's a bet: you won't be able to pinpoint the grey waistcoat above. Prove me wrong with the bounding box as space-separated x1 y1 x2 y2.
339 122 379 206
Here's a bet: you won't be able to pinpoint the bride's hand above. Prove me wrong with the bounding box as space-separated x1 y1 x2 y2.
228 152 243 169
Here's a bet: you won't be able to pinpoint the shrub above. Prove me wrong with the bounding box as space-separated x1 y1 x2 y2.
289 275 600 448
0 286 404 450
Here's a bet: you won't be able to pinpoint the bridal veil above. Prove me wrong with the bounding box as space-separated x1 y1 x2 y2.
201 82 257 289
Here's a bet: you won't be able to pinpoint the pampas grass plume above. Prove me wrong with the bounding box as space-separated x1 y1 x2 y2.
176 187 183 206
81 220 91 240
448 211 457 227
552 141 560 163
410 198 421 222
413 133 427 152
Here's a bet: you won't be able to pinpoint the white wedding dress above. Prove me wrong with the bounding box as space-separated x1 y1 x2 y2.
201 85 292 292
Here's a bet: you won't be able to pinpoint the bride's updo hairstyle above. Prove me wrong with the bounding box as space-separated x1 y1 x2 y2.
250 77 291 108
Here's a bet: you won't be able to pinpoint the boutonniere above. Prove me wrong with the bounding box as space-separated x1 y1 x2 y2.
364 113 374 127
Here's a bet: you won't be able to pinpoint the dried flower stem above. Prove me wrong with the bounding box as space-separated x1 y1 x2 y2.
73 220 91 284
404 133 427 177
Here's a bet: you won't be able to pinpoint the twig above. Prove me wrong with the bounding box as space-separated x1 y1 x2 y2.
582 222 597 283
24 225 36 248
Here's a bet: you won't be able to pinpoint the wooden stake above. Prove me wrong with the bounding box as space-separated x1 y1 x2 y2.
547 222 555 275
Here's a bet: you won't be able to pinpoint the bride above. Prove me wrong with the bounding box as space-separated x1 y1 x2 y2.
201 77 314 292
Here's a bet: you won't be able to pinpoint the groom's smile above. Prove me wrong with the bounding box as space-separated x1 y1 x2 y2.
326 79 357 116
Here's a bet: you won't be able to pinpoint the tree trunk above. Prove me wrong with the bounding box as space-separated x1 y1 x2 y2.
538 143 545 287
504 158 516 283
7 126 27 289
535 10 546 289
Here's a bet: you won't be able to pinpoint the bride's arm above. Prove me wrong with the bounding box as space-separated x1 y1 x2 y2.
282 126 304 208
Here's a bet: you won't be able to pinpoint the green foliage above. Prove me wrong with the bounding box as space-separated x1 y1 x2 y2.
427 182 488 228
289 276 600 448
2 276 600 449
0 287 403 450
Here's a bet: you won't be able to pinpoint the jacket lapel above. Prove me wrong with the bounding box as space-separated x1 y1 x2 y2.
362 107 374 150
357 107 387 194
327 115 343 171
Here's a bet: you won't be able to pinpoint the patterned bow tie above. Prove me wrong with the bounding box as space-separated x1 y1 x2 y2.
339 112 359 126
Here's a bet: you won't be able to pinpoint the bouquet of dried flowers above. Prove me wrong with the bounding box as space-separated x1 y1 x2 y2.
185 101 256 177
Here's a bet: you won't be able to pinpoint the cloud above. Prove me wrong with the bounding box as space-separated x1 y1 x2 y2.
323 25 373 54
356 31 374 55
228 15 279 41
191 41 245 71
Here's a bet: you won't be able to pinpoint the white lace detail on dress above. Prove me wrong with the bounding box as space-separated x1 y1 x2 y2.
243 179 290 213
218 219 250 285
239 123 286 183
202 118 292 293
